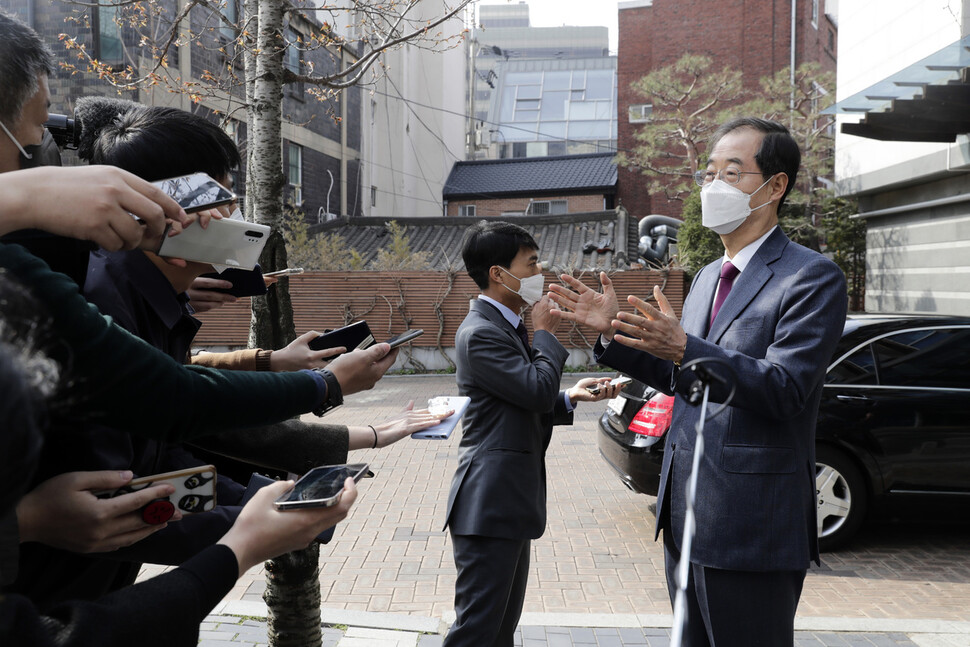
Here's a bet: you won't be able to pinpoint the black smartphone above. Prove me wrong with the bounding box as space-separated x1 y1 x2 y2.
274 463 373 510
197 265 268 298
308 320 374 353
386 328 424 349
153 172 236 213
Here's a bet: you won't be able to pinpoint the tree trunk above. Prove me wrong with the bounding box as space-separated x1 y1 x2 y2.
245 1 317 645
264 543 323 647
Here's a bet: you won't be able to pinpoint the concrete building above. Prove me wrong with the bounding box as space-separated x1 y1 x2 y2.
616 0 838 220
468 3 613 159
5 0 363 222
827 1 970 315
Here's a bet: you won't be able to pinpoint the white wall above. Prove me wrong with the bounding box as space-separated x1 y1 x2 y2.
359 0 467 218
834 0 963 190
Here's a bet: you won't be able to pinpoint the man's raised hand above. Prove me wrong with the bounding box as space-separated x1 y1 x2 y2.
547 271 620 339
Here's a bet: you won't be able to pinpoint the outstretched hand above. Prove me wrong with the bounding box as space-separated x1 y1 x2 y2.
547 272 620 339
612 285 687 363
369 400 455 447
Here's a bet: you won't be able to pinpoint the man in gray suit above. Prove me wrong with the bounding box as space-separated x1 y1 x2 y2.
549 118 847 646
443 221 619 646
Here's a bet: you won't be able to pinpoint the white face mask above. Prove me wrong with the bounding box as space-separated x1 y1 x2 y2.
700 177 774 235
499 266 544 306
0 120 33 160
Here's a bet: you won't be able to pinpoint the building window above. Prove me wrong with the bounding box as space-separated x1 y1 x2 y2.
287 143 302 206
458 204 476 217
92 4 123 66
828 28 835 51
220 0 238 41
628 104 653 123
371 185 377 207
811 0 819 28
285 28 304 98
526 199 568 216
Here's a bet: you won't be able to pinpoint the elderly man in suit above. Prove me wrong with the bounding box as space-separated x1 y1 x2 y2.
442 221 621 647
549 118 847 647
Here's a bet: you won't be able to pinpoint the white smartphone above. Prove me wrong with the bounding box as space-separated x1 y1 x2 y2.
153 172 236 213
587 375 633 395
263 267 305 277
156 216 270 269
274 463 373 510
96 465 217 517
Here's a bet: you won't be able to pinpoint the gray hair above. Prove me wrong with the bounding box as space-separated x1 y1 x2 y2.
0 10 55 125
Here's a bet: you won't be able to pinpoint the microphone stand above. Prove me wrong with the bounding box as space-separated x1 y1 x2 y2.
670 358 736 647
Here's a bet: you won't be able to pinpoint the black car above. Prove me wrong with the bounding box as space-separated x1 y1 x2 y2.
596 314 970 551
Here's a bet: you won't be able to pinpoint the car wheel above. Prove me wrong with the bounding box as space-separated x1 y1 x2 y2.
815 446 867 551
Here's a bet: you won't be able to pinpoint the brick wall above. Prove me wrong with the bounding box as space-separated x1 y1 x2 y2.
445 194 611 217
193 269 687 352
616 0 837 220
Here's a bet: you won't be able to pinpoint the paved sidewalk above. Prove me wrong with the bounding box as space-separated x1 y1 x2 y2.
138 374 970 646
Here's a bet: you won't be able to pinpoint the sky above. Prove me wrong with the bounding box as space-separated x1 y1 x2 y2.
477 0 621 53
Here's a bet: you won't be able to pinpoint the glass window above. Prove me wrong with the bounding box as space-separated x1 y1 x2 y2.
586 70 613 100
568 101 597 120
544 71 571 91
287 143 302 206
550 199 568 214
516 99 540 111
827 345 877 385
513 110 539 123
569 120 610 139
526 142 548 157
594 100 613 120
547 141 567 156
537 122 566 141
220 0 237 40
540 91 569 120
873 328 970 388
506 72 542 86
285 29 301 74
500 91 516 122
571 70 586 90
571 89 585 101
516 84 541 100
96 5 123 65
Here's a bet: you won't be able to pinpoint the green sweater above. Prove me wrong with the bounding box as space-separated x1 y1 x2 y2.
0 242 321 442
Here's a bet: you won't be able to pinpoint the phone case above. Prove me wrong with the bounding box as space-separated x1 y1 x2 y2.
96 465 217 514
309 320 374 353
198 265 268 298
411 396 471 440
153 172 236 213
156 217 270 270
274 463 371 509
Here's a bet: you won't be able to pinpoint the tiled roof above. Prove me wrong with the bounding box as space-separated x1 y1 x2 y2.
311 208 637 272
442 153 618 199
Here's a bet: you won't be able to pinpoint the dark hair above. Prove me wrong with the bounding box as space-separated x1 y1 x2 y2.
0 10 55 126
709 117 801 208
461 220 538 290
86 106 240 183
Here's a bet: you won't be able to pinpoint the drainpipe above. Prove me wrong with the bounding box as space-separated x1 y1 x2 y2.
790 0 797 113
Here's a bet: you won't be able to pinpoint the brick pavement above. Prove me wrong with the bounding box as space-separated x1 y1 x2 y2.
140 374 970 643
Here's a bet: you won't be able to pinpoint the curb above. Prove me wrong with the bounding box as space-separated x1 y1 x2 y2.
214 602 970 637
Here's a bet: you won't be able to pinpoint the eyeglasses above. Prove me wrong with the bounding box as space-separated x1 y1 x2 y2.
693 168 764 187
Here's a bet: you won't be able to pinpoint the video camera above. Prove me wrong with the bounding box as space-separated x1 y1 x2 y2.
43 113 79 150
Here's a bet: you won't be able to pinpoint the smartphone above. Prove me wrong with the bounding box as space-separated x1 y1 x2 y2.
197 265 268 298
587 375 634 395
263 267 305 277
96 465 217 515
309 320 374 354
152 172 236 213
386 328 424 349
274 463 373 510
156 216 270 270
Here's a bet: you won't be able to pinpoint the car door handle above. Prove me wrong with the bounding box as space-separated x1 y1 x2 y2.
836 394 870 402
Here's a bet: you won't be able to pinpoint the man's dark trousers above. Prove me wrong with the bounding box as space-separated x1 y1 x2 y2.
445 533 530 646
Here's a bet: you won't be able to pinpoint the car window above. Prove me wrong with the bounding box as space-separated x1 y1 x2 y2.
827 345 878 385
872 327 970 388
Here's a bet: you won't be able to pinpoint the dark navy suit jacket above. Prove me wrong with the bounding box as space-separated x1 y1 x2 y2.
445 299 573 539
596 228 847 571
